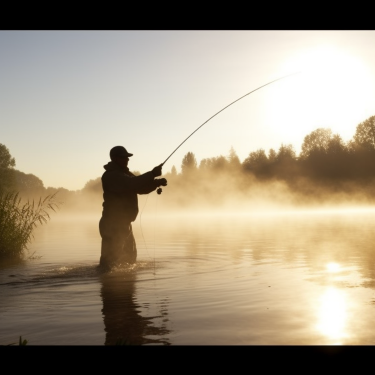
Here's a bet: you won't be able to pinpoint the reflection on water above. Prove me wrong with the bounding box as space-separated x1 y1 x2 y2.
100 266 171 345
316 287 347 344
1 210 375 344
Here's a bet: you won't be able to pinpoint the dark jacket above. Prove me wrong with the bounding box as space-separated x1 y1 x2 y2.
101 161 159 222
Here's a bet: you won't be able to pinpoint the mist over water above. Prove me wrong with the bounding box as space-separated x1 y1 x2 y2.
49 168 375 217
2 205 375 344
4 131 375 344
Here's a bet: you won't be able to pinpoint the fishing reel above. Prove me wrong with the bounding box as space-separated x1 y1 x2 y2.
157 188 162 195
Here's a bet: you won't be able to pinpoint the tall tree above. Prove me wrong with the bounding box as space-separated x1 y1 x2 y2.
199 155 227 171
268 148 277 163
14 170 45 194
352 115 375 150
300 128 333 159
242 149 271 178
276 144 296 162
181 152 198 175
0 143 16 191
0 143 15 169
327 134 347 154
227 147 241 169
243 149 268 170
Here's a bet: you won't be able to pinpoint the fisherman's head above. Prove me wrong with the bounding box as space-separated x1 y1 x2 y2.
110 146 133 169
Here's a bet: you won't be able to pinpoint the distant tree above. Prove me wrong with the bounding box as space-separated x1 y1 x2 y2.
243 149 268 170
181 152 198 175
300 128 333 159
199 159 208 170
300 131 350 180
0 143 16 192
170 165 177 177
82 177 102 194
269 144 300 181
227 147 241 169
213 156 227 170
352 115 375 150
199 155 227 171
268 148 277 163
0 143 15 169
276 144 296 162
45 187 74 203
327 134 347 154
242 149 271 178
344 116 375 180
14 170 45 194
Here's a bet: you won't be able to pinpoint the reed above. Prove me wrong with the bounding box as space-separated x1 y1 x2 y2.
0 190 59 260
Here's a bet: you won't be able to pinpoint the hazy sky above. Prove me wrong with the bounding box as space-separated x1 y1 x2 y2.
1 30 375 190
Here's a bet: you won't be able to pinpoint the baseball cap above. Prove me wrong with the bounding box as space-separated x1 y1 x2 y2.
110 146 133 159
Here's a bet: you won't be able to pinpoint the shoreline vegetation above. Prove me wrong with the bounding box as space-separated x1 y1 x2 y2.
0 190 59 261
2 336 28 346
1 115 375 258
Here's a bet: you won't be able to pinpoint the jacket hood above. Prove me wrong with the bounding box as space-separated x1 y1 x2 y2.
103 161 130 173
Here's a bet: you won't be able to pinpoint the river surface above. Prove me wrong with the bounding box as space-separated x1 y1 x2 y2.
2 207 375 345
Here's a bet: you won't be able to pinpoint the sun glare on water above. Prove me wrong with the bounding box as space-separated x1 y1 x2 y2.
267 45 375 148
315 262 350 344
316 287 348 344
326 262 341 273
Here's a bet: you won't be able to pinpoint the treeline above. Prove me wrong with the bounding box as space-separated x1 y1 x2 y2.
160 115 375 207
165 115 375 183
242 116 375 182
0 144 88 210
2 115 375 210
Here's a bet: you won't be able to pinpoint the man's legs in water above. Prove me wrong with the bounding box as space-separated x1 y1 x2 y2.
121 224 137 264
99 218 137 268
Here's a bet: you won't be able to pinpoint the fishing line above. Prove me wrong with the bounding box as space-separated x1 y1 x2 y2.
139 192 160 309
139 190 158 276
139 193 153 262
161 72 300 168
153 189 159 276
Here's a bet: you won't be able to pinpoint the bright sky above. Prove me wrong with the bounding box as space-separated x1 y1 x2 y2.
1 31 375 191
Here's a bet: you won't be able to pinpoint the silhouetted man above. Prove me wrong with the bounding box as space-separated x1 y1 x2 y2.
99 146 167 269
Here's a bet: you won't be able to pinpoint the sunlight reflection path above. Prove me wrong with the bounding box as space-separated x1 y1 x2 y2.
316 260 349 345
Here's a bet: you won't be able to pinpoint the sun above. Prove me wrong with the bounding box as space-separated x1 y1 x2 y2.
265 45 375 153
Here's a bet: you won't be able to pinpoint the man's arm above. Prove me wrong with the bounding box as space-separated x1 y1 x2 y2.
102 170 155 193
102 163 165 194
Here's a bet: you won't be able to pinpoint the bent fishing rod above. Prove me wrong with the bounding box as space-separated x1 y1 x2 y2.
156 72 300 194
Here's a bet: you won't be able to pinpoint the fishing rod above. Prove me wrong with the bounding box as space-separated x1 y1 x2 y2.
156 72 300 194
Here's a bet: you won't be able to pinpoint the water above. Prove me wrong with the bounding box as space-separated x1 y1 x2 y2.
2 208 375 345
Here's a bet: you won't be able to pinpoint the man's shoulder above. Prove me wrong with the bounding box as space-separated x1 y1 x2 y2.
103 169 124 175
102 169 133 182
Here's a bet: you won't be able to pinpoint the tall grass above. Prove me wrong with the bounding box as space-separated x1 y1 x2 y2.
0 190 59 260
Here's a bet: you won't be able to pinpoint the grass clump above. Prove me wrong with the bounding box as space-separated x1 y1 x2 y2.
0 189 59 260
2 336 28 346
